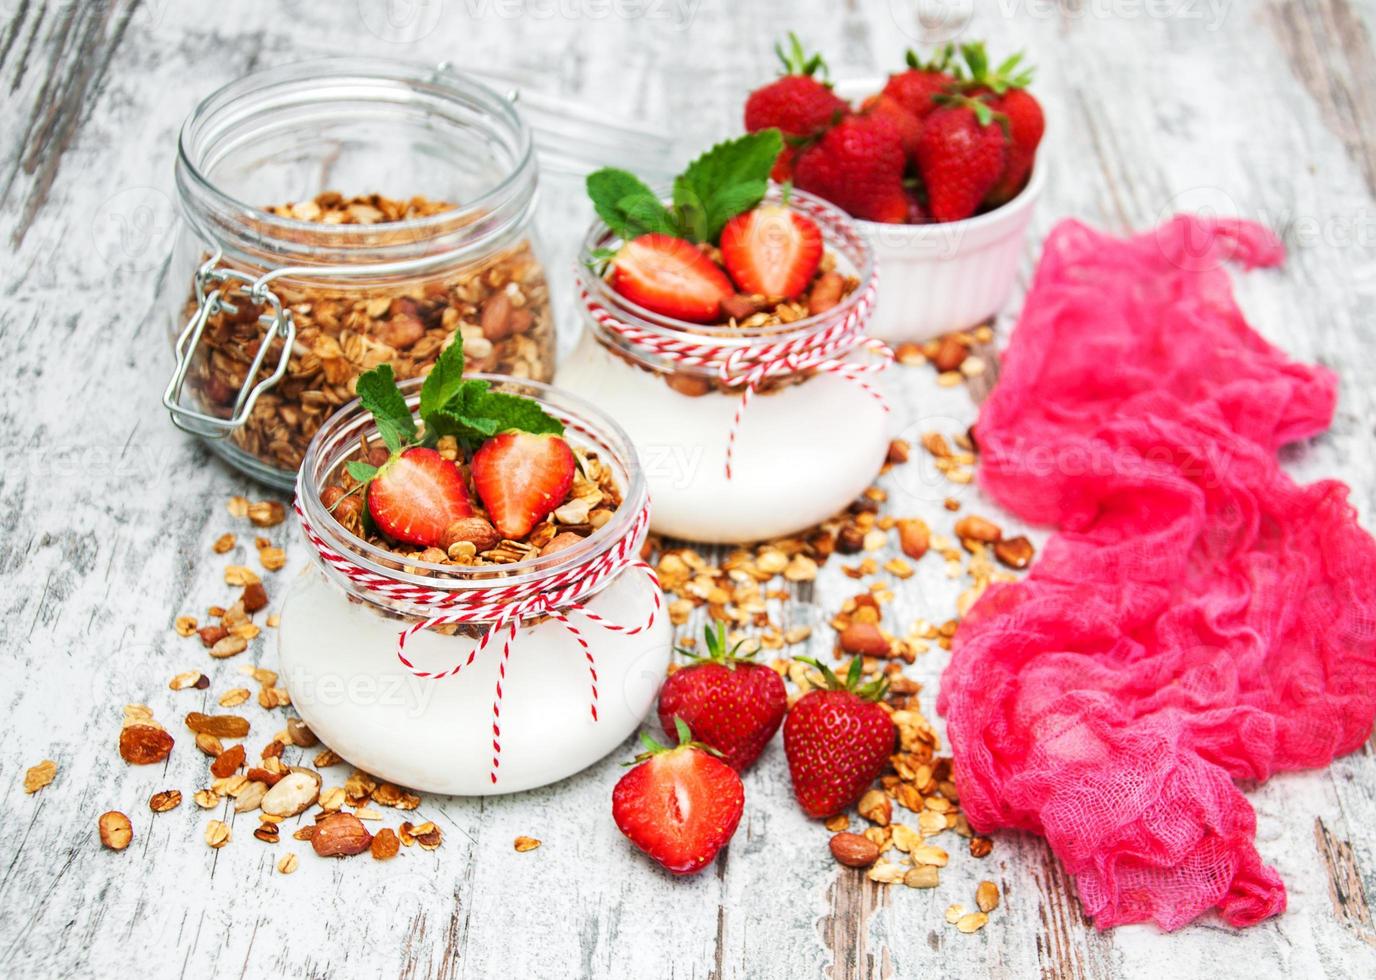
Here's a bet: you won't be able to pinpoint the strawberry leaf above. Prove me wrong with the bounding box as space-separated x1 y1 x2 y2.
673 716 693 747
355 364 416 454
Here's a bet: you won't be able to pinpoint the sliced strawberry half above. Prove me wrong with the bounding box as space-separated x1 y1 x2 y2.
611 726 745 876
718 206 823 301
366 446 473 548
609 233 734 324
470 431 576 540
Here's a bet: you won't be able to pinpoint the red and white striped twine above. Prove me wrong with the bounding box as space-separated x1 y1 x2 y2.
293 488 660 786
580 195 893 478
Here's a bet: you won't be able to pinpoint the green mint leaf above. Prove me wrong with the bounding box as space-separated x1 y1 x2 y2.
671 130 783 243
346 460 379 483
587 168 678 240
423 379 564 446
355 363 416 453
419 334 466 419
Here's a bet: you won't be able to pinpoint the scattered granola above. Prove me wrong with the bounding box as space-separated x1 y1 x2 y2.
513 836 542 853
277 853 300 875
149 790 182 813
24 760 56 794
371 828 400 860
205 820 232 849
98 811 132 851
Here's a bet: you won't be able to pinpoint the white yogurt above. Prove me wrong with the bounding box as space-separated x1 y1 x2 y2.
557 331 891 543
278 562 669 795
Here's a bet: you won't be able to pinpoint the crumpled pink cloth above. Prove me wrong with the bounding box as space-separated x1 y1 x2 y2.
938 215 1376 931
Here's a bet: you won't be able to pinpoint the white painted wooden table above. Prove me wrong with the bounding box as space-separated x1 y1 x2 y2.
3 1 1376 976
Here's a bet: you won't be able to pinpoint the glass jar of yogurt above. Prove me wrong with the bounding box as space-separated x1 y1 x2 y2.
163 59 557 489
557 188 892 543
279 377 668 795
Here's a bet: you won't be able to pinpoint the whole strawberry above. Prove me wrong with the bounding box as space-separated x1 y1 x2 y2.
784 658 894 819
793 113 908 223
914 94 1009 222
658 624 787 771
612 718 745 875
744 33 848 182
881 45 960 120
858 93 922 159
957 45 1044 207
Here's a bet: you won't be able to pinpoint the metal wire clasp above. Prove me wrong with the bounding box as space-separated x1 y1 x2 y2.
163 251 297 439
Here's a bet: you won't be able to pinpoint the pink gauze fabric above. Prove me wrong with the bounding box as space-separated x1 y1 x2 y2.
937 215 1376 931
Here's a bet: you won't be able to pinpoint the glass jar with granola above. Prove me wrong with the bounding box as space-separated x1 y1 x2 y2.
557 144 892 544
164 59 555 489
279 357 667 795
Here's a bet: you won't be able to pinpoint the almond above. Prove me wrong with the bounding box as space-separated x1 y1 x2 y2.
993 535 1035 569
540 531 586 557
286 717 318 748
260 769 323 818
98 811 133 850
839 621 890 657
932 334 968 372
954 515 1002 543
807 271 844 316
829 832 880 868
480 290 513 341
441 516 501 553
665 372 711 397
896 518 930 560
311 812 372 857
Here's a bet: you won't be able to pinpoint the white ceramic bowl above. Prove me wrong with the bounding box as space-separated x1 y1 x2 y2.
834 77 1044 343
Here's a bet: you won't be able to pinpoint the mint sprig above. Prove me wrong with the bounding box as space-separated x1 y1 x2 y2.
585 129 784 245
347 331 563 479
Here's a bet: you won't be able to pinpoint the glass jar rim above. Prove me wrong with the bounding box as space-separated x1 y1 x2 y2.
296 375 648 593
176 58 536 258
574 186 876 347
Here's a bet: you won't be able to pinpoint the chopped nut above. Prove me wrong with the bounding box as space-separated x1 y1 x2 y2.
287 717 318 748
513 836 542 852
976 880 1000 913
195 733 224 757
857 789 891 827
254 821 281 843
904 866 941 889
955 911 989 934
149 789 182 813
830 832 880 868
866 861 907 884
412 821 443 850
896 518 930 560
993 535 1034 569
218 688 251 708
954 515 1001 543
205 819 232 848
371 828 400 860
98 811 133 850
909 844 949 867
311 812 372 857
209 635 248 659
24 760 56 794
248 500 286 527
